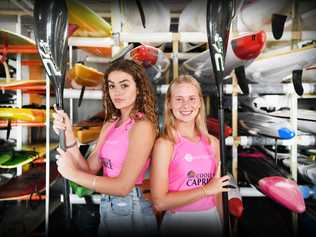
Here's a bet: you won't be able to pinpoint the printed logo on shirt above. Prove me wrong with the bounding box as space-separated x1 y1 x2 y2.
102 158 113 169
187 170 196 178
183 153 210 162
186 170 213 187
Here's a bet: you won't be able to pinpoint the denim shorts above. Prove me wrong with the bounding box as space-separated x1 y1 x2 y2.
159 208 222 237
98 186 158 237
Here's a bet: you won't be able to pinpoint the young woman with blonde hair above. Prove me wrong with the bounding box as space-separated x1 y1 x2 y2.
151 75 230 237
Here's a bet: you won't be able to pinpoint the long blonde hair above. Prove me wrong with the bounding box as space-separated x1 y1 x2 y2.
162 75 209 143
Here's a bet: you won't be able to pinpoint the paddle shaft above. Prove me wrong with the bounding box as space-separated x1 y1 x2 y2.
37 46 71 230
55 85 66 150
206 1 233 236
218 81 231 237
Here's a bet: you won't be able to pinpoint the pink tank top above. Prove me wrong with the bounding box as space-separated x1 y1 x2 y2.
99 116 149 185
168 133 217 212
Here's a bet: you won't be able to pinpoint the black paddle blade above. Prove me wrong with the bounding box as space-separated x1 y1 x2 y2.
292 69 304 96
33 0 68 149
235 65 249 95
272 14 287 40
33 0 68 108
206 0 234 90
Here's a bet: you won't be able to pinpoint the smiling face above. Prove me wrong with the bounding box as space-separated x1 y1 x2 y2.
108 70 137 113
170 82 201 123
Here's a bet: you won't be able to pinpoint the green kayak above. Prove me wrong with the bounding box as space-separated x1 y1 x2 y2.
0 150 39 168
69 180 94 198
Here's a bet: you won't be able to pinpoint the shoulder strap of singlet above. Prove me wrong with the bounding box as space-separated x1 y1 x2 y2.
200 133 215 157
124 112 145 130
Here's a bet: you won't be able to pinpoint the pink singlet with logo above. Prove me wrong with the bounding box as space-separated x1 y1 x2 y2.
98 115 149 185
168 134 217 212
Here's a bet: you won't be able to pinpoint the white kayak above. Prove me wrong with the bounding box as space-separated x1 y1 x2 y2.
236 0 290 33
120 0 170 48
240 96 316 134
267 109 316 134
245 42 316 84
240 95 290 113
181 31 266 84
239 112 295 139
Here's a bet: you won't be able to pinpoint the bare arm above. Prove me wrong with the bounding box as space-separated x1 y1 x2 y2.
56 119 156 196
53 106 110 174
151 137 230 212
53 106 86 167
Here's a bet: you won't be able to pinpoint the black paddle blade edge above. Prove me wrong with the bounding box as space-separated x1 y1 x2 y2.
272 14 287 40
206 0 234 84
33 1 68 92
33 0 68 149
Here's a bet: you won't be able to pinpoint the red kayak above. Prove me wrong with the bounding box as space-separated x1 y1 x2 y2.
259 176 305 213
239 150 305 213
206 116 232 139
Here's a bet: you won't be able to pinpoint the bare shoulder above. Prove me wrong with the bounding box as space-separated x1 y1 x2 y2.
134 118 155 129
154 137 174 154
129 119 156 140
131 118 156 135
207 134 219 146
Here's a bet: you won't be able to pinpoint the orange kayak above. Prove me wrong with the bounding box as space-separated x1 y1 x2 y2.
73 111 104 144
69 63 104 87
0 79 45 87
73 126 102 144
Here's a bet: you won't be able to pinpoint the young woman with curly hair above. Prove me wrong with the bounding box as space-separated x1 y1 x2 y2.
53 59 159 236
151 75 230 237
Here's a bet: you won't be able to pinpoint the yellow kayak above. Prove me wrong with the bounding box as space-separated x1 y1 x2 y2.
23 143 58 158
67 0 112 37
0 108 46 122
66 0 114 57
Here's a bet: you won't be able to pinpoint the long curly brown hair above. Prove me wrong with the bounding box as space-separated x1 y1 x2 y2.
103 59 159 133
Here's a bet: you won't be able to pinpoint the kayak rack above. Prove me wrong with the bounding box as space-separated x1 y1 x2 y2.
225 135 316 146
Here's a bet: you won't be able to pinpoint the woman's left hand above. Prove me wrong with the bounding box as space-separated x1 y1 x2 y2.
56 147 79 181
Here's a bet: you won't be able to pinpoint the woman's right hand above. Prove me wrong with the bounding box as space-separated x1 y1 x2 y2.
203 163 231 196
52 104 74 138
